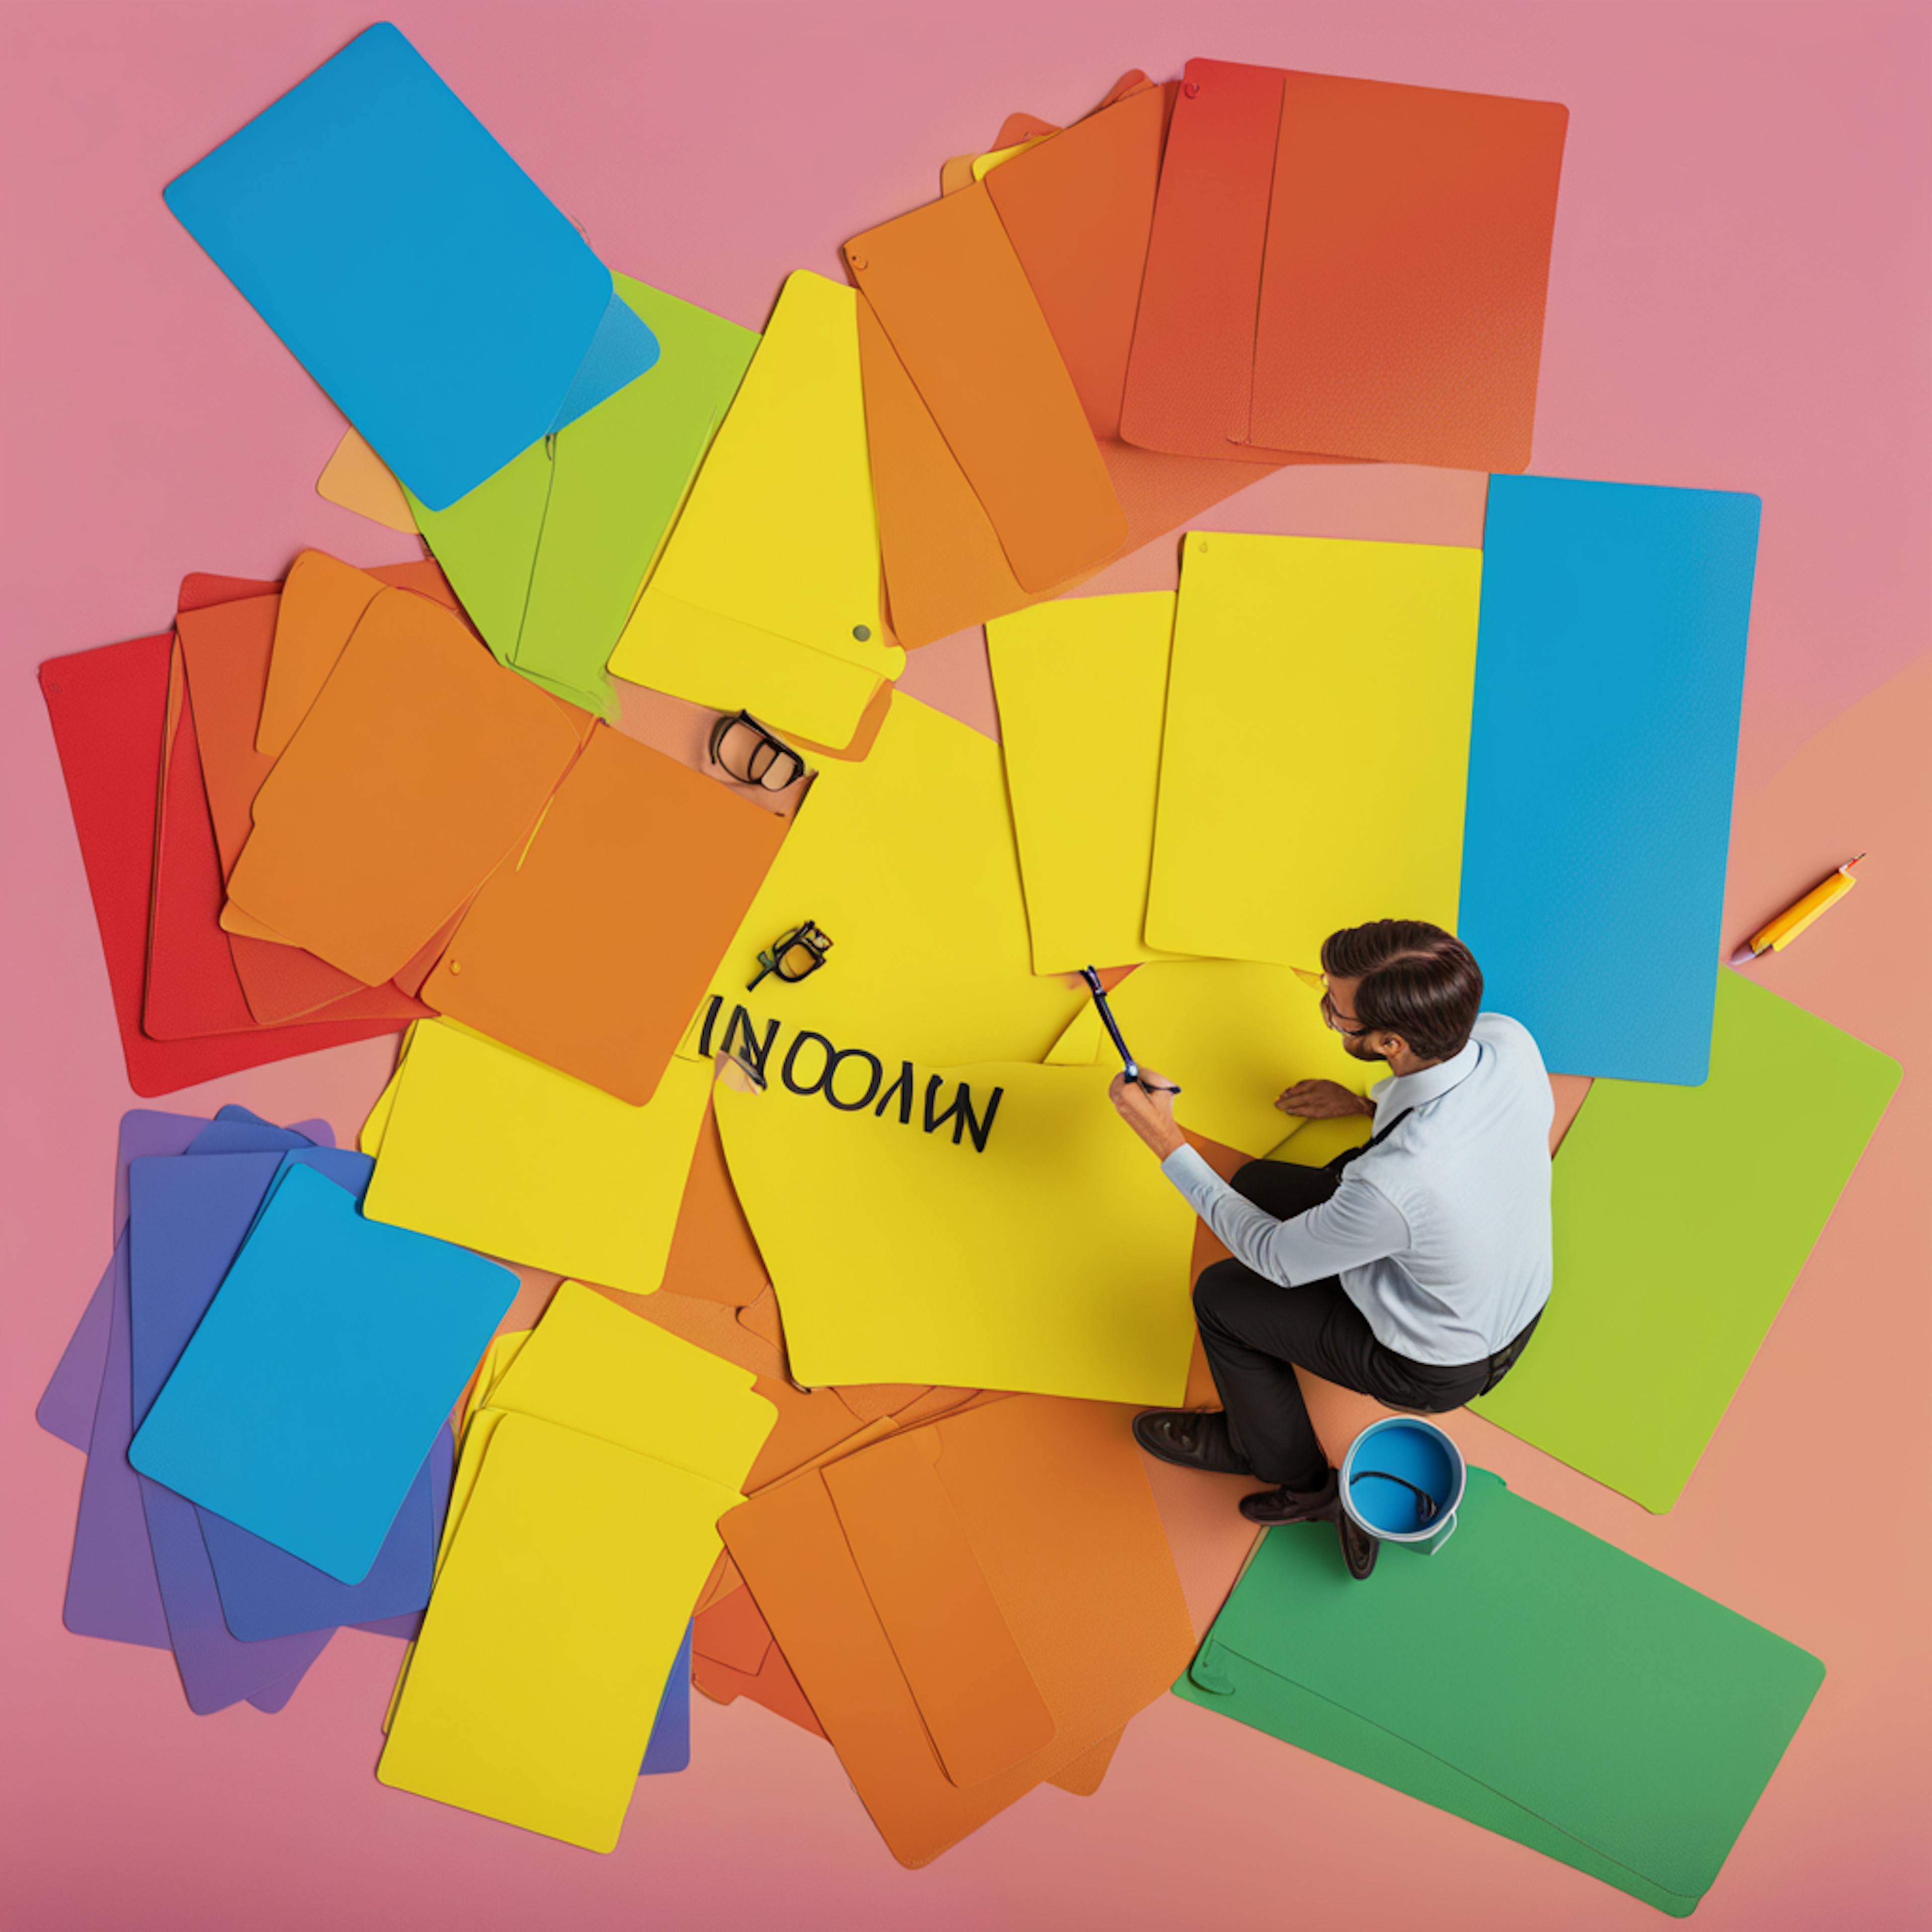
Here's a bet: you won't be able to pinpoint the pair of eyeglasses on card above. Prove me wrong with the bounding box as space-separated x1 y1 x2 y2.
708 709 807 791
746 919 833 993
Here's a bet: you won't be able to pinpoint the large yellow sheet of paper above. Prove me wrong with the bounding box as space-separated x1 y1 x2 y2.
714 1060 1197 1403
362 1019 711 1294
377 1410 738 1850
1146 533 1480 964
681 694 1085 1074
609 271 903 749
1045 960 1375 1157
986 593 1191 974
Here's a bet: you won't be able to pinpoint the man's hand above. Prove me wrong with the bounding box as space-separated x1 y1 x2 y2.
1275 1079 1375 1120
1109 1071 1187 1160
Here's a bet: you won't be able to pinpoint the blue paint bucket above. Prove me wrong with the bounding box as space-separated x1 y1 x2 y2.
1339 1416 1466 1555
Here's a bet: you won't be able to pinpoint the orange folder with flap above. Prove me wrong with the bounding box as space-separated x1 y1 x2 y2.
1121 58 1567 472
227 586 592 987
422 726 788 1104
721 1395 1194 1865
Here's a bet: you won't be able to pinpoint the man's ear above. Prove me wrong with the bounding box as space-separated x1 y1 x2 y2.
1374 1032 1407 1064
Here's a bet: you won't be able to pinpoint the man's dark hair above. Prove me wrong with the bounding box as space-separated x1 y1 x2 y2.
1320 920 1484 1063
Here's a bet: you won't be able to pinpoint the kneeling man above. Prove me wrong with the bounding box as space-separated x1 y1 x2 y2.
1111 920 1552 1545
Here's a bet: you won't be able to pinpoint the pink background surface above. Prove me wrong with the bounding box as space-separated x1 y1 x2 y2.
3 3 1928 1927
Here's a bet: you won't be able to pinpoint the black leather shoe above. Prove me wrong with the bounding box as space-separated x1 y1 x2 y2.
1337 1510 1381 1581
1132 1409 1251 1474
1238 1471 1341 1525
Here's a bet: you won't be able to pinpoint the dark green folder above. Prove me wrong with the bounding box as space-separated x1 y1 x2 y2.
1174 1473 1824 1915
408 276 760 718
1476 970 1900 1510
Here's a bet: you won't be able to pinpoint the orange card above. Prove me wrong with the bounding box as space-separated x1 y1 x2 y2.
845 185 1125 596
721 1396 1193 1866
257 549 463 760
823 1431 1057 1788
423 725 788 1103
657 1104 772 1311
227 587 590 986
1121 58 1567 471
857 80 1300 647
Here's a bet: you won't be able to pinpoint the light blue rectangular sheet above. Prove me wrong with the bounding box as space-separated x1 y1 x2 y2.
1459 475 1760 1084
164 23 658 509
131 1162 516 1584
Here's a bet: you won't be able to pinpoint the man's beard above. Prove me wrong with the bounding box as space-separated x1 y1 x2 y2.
1341 1033 1386 1065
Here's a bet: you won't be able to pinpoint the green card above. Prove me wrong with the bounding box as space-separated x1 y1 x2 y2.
409 276 760 717
1476 970 1899 1510
1174 1472 1824 1915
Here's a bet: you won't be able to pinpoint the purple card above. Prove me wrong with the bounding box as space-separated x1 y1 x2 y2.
57 1113 325 1693
39 1109 332 1450
640 1623 694 1776
63 1232 170 1650
40 1112 210 1452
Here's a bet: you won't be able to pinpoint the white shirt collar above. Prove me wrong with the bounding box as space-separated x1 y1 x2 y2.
1370 1032 1483 1120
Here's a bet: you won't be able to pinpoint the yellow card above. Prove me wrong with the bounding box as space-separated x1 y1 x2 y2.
986 592 1191 975
680 694 1085 1074
460 1329 532 1434
1267 1114 1373 1167
378 1410 738 1852
1146 533 1480 964
361 1020 711 1295
714 1059 1197 1403
609 271 903 749
1044 960 1376 1157
490 1282 775 1488
971 135 1051 179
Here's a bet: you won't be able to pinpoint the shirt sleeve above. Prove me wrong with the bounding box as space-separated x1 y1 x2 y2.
1159 1145 1412 1287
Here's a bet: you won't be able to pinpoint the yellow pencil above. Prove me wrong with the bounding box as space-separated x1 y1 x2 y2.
1731 854 1864 963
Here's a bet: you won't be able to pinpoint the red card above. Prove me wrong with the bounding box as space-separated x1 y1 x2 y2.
40 630 406 1095
1121 58 1567 472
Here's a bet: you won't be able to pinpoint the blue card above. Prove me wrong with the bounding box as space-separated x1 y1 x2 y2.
132 1163 516 1583
1459 475 1760 1084
128 1151 360 1708
164 23 658 509
124 1144 445 1644
641 1623 694 1776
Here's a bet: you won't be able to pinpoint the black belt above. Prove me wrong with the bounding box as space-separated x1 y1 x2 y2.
1479 1311 1542 1395
1326 1106 1541 1397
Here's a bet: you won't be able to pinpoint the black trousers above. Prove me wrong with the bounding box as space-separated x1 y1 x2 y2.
1192 1160 1540 1489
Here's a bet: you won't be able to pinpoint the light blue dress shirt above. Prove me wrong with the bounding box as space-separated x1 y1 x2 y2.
1160 1012 1555 1366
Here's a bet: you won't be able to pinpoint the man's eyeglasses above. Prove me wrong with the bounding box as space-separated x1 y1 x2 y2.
746 919 833 992
1296 967 1373 1038
709 709 806 791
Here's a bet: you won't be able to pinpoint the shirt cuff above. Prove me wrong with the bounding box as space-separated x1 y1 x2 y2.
1159 1143 1224 1201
